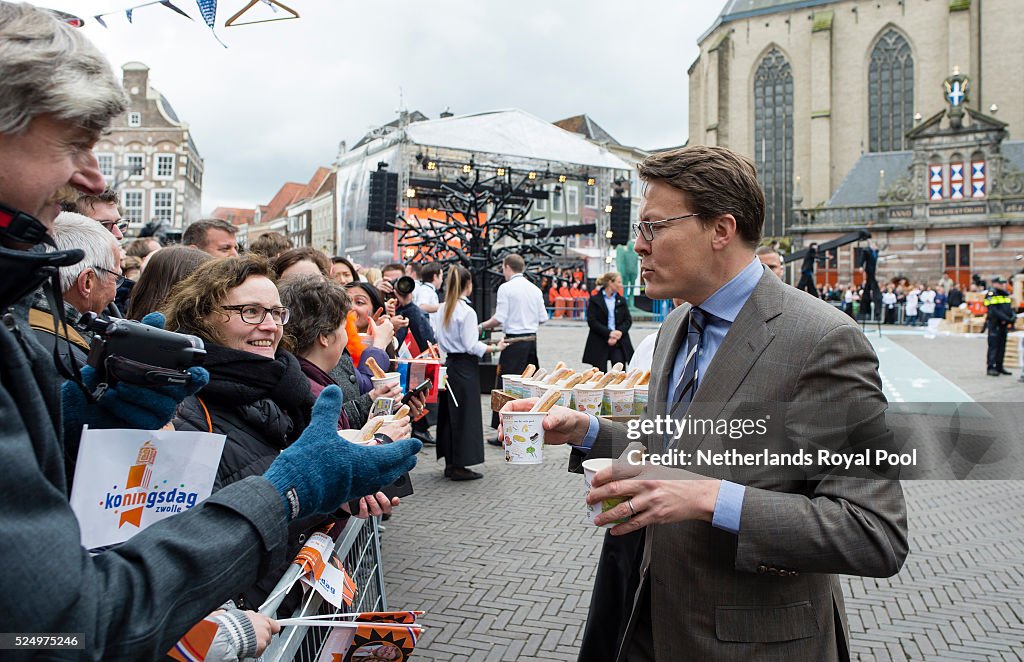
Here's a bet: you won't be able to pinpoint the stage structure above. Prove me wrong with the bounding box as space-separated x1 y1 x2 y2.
383 156 600 320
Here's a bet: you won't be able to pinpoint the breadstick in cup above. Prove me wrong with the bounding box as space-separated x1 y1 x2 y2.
531 387 565 413
365 356 387 379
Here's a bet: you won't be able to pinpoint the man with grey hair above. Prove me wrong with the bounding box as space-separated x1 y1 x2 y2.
0 4 419 659
30 211 121 364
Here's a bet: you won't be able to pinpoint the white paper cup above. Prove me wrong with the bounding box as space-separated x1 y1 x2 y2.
582 458 628 527
632 386 649 416
525 380 550 399
501 374 522 396
371 371 402 393
337 429 375 445
499 411 546 464
603 387 635 417
572 386 604 416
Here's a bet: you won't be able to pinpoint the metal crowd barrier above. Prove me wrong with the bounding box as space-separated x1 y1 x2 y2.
258 516 387 662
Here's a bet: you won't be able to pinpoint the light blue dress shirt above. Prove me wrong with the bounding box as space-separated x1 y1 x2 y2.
578 257 766 535
603 292 617 332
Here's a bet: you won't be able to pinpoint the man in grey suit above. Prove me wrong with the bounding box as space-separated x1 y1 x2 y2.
507 145 907 661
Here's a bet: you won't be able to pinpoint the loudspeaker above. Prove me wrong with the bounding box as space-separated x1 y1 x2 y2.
609 196 630 246
367 170 399 232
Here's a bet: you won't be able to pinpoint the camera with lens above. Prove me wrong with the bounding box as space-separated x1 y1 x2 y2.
77 313 206 388
392 275 416 297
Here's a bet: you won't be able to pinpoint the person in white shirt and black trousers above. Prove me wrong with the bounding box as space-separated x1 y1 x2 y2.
480 253 549 439
583 271 634 370
433 266 508 481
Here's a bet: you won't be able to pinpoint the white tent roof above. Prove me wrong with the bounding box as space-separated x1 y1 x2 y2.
405 109 631 170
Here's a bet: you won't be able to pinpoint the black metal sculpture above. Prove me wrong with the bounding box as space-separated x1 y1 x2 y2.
392 163 593 319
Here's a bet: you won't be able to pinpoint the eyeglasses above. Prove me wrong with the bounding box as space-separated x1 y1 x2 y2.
221 304 290 326
99 219 129 233
92 265 125 287
632 213 701 242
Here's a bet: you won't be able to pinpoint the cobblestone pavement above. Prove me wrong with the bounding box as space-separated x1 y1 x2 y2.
381 322 1024 661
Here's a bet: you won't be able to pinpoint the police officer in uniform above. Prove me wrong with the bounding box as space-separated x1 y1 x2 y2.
984 276 1015 376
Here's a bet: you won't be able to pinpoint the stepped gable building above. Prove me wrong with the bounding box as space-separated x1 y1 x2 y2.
94 62 203 234
689 0 1024 287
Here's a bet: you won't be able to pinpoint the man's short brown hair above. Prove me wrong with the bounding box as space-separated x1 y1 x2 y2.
637 146 765 247
503 254 525 273
182 218 237 248
248 231 292 259
74 188 120 217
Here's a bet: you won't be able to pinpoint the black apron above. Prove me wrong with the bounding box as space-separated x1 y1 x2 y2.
437 352 485 468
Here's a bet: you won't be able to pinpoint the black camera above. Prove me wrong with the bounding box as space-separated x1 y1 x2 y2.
394 275 416 296
78 313 206 388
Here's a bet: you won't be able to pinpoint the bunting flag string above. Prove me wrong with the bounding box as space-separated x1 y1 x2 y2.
92 0 192 29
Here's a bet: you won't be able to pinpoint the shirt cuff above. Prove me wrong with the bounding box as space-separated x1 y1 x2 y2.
570 415 600 452
711 480 745 535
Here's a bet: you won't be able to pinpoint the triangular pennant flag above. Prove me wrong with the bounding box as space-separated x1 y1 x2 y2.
160 1 193 20
126 9 134 22
168 618 219 662
94 15 108 27
195 0 216 28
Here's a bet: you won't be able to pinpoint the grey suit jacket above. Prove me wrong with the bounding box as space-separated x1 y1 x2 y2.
585 268 908 662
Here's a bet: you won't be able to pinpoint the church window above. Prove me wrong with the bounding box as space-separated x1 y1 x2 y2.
753 48 793 237
869 30 914 152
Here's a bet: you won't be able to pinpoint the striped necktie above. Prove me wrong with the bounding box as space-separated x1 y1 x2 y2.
673 307 707 407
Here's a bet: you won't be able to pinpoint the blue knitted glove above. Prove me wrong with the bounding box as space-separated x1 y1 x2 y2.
61 312 210 440
264 385 421 520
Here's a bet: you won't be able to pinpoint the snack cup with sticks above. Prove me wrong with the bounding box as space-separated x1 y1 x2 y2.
582 458 628 527
501 374 522 396
498 411 546 464
371 371 402 393
572 385 604 416
632 385 649 416
525 380 550 399
336 429 376 445
603 386 635 417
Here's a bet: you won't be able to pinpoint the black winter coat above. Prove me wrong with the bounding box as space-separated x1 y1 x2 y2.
582 291 635 367
173 342 333 610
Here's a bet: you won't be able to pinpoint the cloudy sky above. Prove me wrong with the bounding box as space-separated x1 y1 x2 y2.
37 1 725 212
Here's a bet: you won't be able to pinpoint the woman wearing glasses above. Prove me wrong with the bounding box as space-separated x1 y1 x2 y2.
163 255 346 611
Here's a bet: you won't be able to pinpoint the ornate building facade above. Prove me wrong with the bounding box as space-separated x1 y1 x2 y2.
690 0 1024 286
93 62 204 235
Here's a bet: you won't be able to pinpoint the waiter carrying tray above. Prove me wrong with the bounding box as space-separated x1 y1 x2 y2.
480 253 549 441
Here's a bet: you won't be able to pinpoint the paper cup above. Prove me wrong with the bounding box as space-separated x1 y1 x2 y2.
582 458 628 528
501 374 522 396
603 387 635 417
525 380 550 399
371 371 402 393
632 386 649 416
499 411 546 464
630 383 647 414
572 386 604 416
337 429 375 445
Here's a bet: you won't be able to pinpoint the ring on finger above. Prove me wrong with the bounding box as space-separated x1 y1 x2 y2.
627 498 637 517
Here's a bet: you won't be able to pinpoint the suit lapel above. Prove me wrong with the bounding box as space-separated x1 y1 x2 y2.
669 271 783 452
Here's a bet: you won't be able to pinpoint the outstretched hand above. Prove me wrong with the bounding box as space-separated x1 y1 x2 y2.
264 385 420 520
